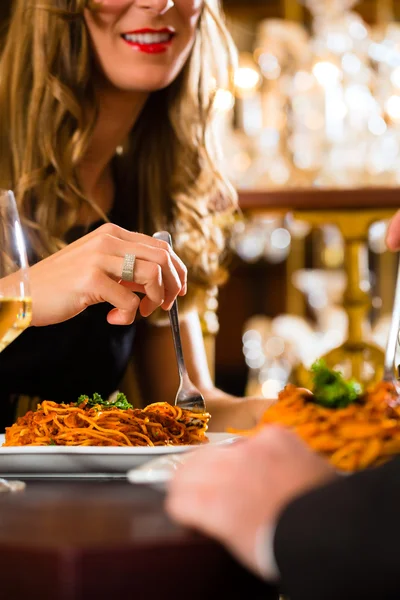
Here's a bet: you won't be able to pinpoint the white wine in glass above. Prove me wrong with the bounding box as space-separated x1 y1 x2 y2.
0 190 31 351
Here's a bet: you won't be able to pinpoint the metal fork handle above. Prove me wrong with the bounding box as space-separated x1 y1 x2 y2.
384 257 400 378
168 293 189 383
152 231 188 382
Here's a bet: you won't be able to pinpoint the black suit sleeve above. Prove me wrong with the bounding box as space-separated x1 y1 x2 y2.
274 457 400 600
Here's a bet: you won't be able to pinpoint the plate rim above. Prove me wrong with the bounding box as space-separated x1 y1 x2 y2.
0 432 237 455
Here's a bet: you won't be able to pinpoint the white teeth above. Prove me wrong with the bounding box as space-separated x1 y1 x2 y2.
123 32 172 44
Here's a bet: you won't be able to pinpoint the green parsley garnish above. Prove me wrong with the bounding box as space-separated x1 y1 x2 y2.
77 392 132 410
311 359 362 408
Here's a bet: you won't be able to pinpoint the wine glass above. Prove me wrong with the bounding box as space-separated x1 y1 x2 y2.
0 189 31 352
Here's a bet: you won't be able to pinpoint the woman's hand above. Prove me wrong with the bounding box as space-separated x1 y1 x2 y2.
204 391 275 432
2 223 187 327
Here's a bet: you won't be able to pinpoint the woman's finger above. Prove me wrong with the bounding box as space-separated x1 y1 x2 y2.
100 255 165 315
91 225 187 297
85 271 140 323
98 239 183 308
107 306 139 326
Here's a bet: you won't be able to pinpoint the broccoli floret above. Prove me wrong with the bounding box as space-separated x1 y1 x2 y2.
311 359 362 408
76 392 132 410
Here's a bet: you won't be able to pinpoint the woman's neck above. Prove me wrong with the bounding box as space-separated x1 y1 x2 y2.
79 84 148 197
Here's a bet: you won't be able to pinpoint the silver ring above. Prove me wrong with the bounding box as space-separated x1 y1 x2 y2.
121 253 136 282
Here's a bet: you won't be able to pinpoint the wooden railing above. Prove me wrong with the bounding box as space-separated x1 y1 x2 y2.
238 187 400 386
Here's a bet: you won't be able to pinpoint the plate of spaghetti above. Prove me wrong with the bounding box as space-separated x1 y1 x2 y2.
0 393 236 476
230 360 400 473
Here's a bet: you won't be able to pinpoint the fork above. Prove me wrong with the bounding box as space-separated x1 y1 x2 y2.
153 231 207 414
383 257 400 387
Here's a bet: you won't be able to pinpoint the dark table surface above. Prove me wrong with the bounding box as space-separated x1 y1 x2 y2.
0 479 278 600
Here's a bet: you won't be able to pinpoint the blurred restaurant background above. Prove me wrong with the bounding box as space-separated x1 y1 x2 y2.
213 0 400 398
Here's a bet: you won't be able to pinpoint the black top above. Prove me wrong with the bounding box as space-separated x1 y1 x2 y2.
274 456 400 600
0 208 137 429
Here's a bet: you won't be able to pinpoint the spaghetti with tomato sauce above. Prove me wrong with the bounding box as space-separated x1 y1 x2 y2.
3 396 210 447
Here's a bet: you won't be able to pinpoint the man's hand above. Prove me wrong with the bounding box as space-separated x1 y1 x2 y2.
386 210 400 251
166 426 336 578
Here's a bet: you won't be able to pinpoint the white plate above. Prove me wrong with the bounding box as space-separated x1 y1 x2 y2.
0 433 237 476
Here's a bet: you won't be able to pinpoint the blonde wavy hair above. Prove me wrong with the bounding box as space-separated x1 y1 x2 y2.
0 0 237 287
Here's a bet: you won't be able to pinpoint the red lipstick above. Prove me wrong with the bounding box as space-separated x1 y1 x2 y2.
121 28 175 55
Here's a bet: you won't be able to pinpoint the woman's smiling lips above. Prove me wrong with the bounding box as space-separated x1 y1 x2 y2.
121 28 176 54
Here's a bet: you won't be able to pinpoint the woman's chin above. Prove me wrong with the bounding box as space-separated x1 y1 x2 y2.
105 70 178 94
